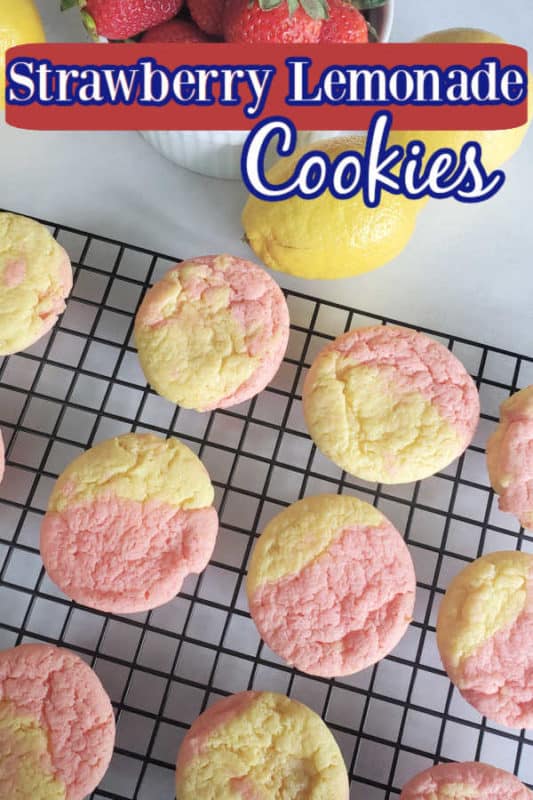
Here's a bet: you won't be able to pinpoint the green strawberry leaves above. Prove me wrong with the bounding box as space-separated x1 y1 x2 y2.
257 0 329 17
60 0 98 39
300 0 329 20
80 10 100 39
60 0 99 40
258 0 384 21
258 0 284 9
367 21 379 41
350 0 388 7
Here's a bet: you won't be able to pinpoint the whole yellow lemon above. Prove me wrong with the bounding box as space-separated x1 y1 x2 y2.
242 135 422 281
391 28 531 173
0 0 46 110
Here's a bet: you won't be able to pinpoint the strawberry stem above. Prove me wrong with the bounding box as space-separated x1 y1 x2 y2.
80 9 99 39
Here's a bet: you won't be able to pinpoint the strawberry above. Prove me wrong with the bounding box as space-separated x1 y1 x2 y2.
62 0 184 40
141 18 209 41
187 0 225 37
320 0 368 43
223 0 326 44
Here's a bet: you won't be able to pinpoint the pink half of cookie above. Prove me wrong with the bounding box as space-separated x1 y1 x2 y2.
401 761 532 799
249 522 416 677
487 387 533 530
334 325 479 445
41 496 218 613
446 564 533 729
0 643 115 800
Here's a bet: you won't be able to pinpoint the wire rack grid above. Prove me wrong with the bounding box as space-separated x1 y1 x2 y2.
0 214 532 800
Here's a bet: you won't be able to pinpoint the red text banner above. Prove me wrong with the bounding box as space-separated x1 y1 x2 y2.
5 42 528 131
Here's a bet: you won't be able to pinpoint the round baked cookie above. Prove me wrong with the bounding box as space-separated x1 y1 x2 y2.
40 432 219 613
175 691 349 799
303 325 480 484
247 494 416 677
0 643 115 800
487 386 533 530
134 255 290 412
437 550 533 729
401 761 532 800
0 212 73 355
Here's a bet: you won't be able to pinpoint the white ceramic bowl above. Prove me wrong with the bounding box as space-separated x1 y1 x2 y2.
140 0 395 179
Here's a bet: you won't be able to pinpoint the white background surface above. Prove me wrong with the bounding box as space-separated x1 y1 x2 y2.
1 0 532 354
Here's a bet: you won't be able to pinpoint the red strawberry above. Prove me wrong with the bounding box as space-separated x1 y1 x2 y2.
187 0 225 37
320 0 368 42
142 18 209 41
223 0 325 44
76 0 184 39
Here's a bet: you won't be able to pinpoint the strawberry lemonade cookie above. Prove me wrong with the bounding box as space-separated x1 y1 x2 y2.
40 432 218 613
134 255 290 412
401 762 532 800
437 551 533 729
0 212 73 356
175 691 349 799
303 326 480 484
487 386 533 530
247 494 416 677
0 643 115 800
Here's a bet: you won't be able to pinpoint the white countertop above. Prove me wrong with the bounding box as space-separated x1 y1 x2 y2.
1 0 532 354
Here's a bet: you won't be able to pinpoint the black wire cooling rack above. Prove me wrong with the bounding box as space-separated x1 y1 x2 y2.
0 214 532 800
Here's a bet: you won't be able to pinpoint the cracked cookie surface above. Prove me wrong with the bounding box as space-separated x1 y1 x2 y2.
437 551 533 729
303 326 480 484
247 494 416 677
175 691 349 799
40 433 218 613
0 213 72 356
401 761 532 799
134 255 290 412
0 644 115 800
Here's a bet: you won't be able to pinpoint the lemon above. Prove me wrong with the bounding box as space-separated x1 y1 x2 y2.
242 135 422 280
391 28 531 173
0 0 45 110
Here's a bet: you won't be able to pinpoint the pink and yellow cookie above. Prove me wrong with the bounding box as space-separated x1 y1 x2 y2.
134 255 290 412
401 761 532 799
0 212 73 356
303 325 480 484
40 432 218 613
247 494 416 677
0 643 115 800
487 386 533 530
175 691 349 799
437 550 533 729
